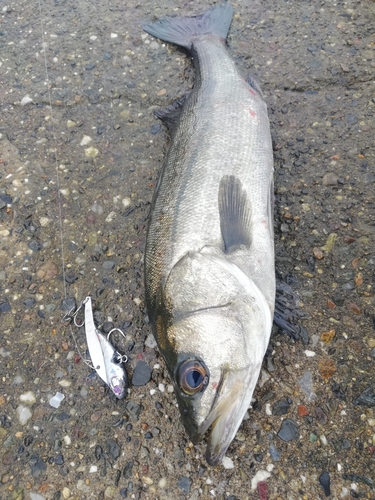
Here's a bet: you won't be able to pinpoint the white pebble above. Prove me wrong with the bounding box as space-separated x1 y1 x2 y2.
266 464 274 472
20 391 36 404
90 35 97 41
30 493 46 500
122 197 131 207
110 33 118 38
105 211 117 222
337 463 342 471
167 385 174 393
21 95 33 105
133 297 142 306
84 146 99 157
158 477 167 488
90 202 103 214
265 403 272 416
251 470 271 490
89 465 98 473
17 405 32 425
80 135 92 146
340 487 349 497
39 217 50 227
145 333 157 349
62 487 70 499
304 350 316 357
63 435 71 446
320 434 328 446
59 379 71 387
158 383 165 392
49 392 65 408
150 389 156 396
258 369 270 387
221 456 234 469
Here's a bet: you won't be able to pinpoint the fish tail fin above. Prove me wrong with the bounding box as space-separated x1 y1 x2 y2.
143 2 233 50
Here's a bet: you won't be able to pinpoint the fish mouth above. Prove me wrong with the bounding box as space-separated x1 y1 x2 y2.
204 408 241 466
200 368 260 466
204 377 248 465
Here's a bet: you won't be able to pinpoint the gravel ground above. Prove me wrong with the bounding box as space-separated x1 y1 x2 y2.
1 0 375 499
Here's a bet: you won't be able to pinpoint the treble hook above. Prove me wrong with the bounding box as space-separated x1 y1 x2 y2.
61 298 88 327
107 327 126 341
107 328 128 364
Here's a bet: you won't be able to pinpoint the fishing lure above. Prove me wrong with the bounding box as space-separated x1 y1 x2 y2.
64 297 128 399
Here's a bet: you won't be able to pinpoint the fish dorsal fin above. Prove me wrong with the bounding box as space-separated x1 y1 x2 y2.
218 175 252 253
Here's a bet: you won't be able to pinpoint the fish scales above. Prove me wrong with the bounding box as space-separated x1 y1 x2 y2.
144 3 275 465
146 41 273 307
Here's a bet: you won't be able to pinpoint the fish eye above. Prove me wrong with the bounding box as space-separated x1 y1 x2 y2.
178 360 209 396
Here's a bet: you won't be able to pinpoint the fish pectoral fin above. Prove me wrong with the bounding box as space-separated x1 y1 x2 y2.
218 175 252 253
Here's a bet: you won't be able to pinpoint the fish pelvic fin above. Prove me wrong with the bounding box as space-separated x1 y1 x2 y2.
246 75 265 100
218 175 252 253
143 3 233 50
154 94 189 130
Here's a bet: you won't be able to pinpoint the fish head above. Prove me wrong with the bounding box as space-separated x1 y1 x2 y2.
167 296 272 465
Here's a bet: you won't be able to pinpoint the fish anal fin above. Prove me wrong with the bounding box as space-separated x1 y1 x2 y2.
218 175 252 253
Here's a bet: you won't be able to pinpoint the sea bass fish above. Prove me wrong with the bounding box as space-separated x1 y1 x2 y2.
143 3 275 465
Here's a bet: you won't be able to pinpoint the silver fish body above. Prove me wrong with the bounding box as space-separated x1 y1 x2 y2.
143 3 275 465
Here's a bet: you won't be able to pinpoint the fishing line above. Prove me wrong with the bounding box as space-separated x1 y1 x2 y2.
37 0 88 363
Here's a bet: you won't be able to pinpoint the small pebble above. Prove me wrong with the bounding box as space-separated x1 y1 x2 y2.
125 400 143 419
277 418 299 442
30 493 46 500
177 476 191 494
272 398 292 416
80 135 92 146
17 405 32 425
353 387 375 407
222 456 235 469
29 454 47 478
269 442 281 461
132 360 152 386
298 405 309 417
304 350 316 357
145 333 157 349
158 477 167 488
20 391 36 404
106 438 121 460
123 460 134 478
251 470 271 490
322 172 338 186
21 95 33 105
102 260 115 270
0 301 11 313
257 481 268 500
319 471 331 496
